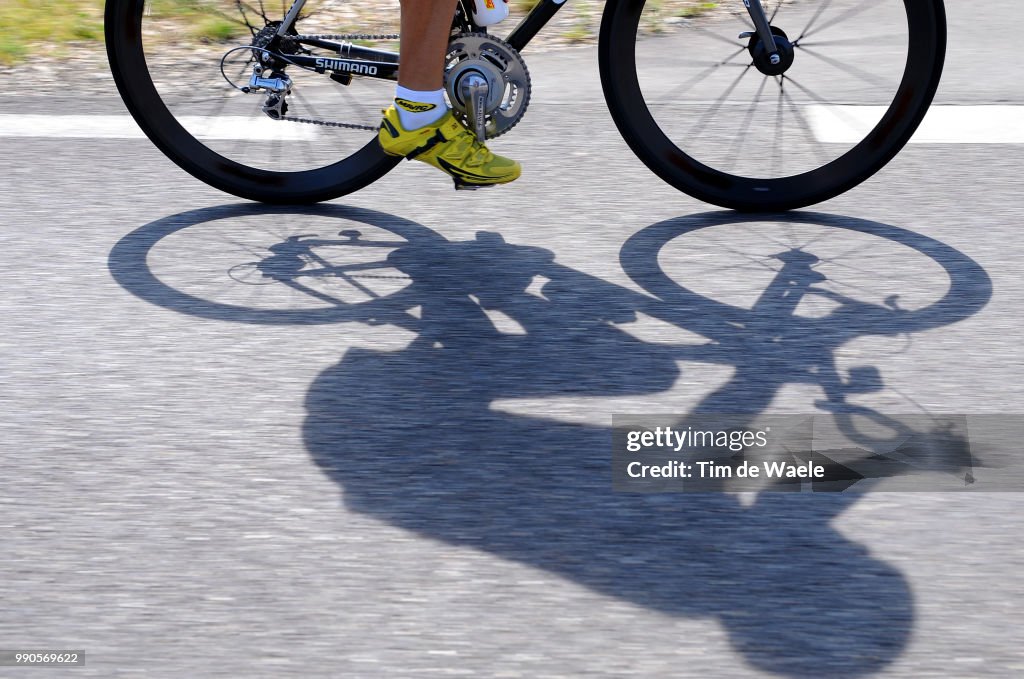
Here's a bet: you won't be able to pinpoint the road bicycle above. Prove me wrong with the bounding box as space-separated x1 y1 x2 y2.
105 0 945 211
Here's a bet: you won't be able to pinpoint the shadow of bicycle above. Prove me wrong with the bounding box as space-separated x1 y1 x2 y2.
110 206 992 677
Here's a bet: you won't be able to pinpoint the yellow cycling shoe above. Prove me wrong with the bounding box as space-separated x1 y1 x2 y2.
378 106 521 189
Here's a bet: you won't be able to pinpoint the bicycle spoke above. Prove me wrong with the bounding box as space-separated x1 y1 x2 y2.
685 64 753 139
783 75 877 132
335 81 377 125
770 76 789 176
211 88 264 162
290 114 324 166
654 46 748 104
676 254 788 276
267 228 301 247
818 257 899 279
724 75 769 174
798 229 837 251
685 23 747 49
232 56 253 82
816 238 894 264
796 0 835 42
667 59 750 69
235 0 265 27
271 132 283 172
222 237 271 258
780 80 829 166
782 222 799 249
292 88 329 123
738 220 803 252
801 0 888 41
295 0 345 21
178 0 254 30
796 33 905 48
769 0 783 23
730 10 754 30
692 231 786 270
796 45 892 89
164 60 250 108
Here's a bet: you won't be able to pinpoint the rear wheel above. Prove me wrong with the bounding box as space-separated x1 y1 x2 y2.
105 0 400 203
598 0 946 211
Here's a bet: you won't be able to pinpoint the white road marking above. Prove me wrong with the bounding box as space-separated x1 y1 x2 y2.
806 105 1024 144
0 114 320 140
2 107 1021 144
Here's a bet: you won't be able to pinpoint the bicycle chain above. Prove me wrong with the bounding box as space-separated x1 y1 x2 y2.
278 115 380 132
272 33 399 131
290 33 399 41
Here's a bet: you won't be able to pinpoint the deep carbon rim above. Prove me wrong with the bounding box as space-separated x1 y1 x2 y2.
105 0 399 203
598 0 946 211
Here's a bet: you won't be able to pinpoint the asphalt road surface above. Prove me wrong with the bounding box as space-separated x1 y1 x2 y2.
2 2 1023 677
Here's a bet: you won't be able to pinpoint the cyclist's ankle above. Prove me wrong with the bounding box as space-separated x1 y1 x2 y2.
393 85 447 130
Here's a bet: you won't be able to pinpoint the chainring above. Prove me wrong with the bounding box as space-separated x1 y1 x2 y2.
444 33 531 139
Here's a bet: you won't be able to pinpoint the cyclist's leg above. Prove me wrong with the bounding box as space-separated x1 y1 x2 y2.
399 0 459 91
392 0 458 129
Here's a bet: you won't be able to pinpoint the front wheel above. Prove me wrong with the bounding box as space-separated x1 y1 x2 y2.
105 0 400 204
598 0 946 211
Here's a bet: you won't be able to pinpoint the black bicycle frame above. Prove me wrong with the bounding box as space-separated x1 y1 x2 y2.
280 0 773 82
277 0 570 83
282 53 400 81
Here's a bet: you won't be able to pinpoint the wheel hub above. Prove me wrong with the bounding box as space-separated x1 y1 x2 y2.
748 26 795 77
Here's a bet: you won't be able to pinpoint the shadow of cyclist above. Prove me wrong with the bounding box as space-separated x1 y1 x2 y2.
108 205 992 677
301 215 990 677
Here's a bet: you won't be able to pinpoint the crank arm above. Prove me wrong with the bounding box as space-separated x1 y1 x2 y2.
460 72 489 143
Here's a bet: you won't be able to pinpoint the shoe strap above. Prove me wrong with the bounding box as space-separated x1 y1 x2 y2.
405 129 448 161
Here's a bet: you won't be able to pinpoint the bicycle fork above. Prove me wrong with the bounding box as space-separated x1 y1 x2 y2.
742 0 780 64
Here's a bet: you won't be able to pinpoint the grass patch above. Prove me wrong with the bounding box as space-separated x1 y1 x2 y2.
0 35 28 64
0 0 104 65
0 0 248 65
193 17 244 42
677 2 719 18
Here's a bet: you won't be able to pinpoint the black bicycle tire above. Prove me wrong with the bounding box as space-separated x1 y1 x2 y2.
104 0 400 204
597 0 947 212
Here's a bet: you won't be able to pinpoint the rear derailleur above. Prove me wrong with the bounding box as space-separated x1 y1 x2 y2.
241 21 298 120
